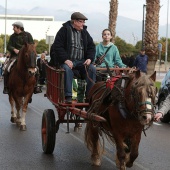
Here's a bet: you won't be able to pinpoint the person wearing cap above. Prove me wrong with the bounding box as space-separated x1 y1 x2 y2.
133 48 148 74
3 21 42 94
53 12 96 104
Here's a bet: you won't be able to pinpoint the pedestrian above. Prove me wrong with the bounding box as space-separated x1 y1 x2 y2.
133 48 148 74
121 54 129 66
3 21 42 94
128 55 136 68
37 53 48 85
154 94 170 122
53 12 96 103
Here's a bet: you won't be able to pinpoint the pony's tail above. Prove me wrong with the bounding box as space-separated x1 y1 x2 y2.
84 122 104 156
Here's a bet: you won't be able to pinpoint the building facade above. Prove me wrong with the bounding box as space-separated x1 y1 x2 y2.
0 14 64 41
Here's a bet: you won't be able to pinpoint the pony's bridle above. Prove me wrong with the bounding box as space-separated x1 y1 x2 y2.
130 84 156 118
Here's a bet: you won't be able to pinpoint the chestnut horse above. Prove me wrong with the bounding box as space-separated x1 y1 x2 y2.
8 43 37 131
85 70 157 170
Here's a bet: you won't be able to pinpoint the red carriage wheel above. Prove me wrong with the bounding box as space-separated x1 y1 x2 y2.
41 109 56 154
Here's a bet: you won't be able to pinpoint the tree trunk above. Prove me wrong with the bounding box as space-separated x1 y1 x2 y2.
145 0 160 75
109 0 118 43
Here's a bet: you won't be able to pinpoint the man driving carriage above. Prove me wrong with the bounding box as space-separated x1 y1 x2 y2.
3 21 42 94
53 12 96 103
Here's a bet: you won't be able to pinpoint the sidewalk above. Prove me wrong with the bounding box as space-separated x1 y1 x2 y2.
156 74 164 82
155 62 169 82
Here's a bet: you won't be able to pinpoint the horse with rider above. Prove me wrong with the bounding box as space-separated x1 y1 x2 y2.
3 21 41 94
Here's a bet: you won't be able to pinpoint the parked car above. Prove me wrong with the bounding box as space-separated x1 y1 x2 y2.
157 69 170 123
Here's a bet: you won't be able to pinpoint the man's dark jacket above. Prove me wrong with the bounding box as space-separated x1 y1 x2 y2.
7 31 34 57
53 21 96 65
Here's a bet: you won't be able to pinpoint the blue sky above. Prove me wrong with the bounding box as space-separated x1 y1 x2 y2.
0 0 169 25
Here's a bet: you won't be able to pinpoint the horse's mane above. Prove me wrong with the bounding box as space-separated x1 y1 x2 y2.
131 74 156 99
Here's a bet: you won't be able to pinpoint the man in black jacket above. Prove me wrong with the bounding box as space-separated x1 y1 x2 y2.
53 12 96 103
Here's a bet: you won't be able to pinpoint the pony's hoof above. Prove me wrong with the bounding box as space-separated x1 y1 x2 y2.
16 121 21 127
10 117 17 123
91 156 101 166
20 125 27 131
126 162 133 168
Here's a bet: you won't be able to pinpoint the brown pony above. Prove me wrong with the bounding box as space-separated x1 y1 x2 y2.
8 43 37 131
85 70 157 170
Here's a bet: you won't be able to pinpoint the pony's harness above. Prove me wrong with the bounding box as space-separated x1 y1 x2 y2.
87 75 128 120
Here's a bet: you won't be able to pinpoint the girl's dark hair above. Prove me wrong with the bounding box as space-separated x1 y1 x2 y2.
102 29 112 36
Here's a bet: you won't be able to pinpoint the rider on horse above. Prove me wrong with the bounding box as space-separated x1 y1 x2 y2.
3 21 42 94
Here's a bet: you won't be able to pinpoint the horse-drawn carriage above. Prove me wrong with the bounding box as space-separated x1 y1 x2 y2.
4 43 157 169
41 63 157 170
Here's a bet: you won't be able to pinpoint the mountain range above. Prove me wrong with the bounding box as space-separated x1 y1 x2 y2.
0 5 168 44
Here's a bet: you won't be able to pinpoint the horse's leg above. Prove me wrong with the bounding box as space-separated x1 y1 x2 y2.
14 97 22 127
19 97 28 131
9 94 17 123
115 138 127 170
85 122 102 166
126 132 142 168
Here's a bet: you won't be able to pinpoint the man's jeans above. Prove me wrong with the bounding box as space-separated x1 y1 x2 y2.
61 60 96 97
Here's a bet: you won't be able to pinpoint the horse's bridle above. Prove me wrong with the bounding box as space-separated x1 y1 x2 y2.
130 83 156 119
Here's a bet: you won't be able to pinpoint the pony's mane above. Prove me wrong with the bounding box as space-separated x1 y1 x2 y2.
132 74 156 100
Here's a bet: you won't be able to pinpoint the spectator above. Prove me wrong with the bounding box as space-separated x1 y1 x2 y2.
134 48 148 74
37 53 48 85
128 55 136 68
155 94 170 122
121 54 129 66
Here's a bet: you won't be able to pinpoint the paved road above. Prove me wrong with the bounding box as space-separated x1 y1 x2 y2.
0 81 170 170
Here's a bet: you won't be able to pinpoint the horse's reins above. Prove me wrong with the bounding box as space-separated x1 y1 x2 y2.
84 65 95 84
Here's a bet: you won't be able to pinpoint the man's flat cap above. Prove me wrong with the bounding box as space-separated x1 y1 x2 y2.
71 12 88 20
12 21 24 28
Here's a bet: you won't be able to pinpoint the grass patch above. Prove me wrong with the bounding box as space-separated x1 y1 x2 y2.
155 81 161 90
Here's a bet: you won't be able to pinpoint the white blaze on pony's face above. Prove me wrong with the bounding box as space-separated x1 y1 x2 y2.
28 68 37 76
139 98 152 125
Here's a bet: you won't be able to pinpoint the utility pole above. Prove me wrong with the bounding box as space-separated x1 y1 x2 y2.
4 0 7 54
142 4 146 49
165 0 169 71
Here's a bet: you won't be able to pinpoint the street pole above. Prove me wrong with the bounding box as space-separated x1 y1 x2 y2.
142 4 146 49
165 0 169 71
4 0 7 54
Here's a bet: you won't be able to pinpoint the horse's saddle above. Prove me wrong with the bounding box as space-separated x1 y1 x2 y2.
3 58 17 73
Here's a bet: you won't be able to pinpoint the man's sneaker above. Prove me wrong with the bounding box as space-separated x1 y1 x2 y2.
65 96 72 104
34 86 42 94
3 87 9 94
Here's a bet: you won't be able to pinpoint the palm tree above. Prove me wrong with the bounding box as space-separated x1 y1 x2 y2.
145 0 160 74
109 0 118 43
